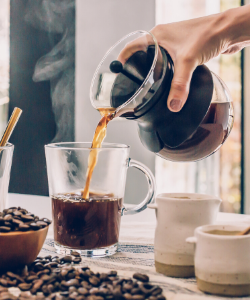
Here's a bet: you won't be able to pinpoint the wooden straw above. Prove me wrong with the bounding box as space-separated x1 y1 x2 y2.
237 226 250 236
0 107 22 147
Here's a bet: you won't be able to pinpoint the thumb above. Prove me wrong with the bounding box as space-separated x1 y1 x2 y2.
167 58 196 112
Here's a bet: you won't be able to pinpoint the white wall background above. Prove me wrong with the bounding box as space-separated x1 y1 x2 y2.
155 0 221 198
75 0 156 204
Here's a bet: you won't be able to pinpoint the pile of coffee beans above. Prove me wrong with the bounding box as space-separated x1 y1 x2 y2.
0 253 166 300
0 207 51 232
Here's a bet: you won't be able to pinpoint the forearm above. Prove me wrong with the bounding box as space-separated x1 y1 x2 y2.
222 5 250 47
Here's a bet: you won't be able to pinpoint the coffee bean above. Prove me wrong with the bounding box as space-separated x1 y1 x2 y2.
78 287 89 295
18 224 30 232
89 277 100 287
21 215 34 222
98 274 107 282
80 281 90 288
132 296 145 300
18 283 32 291
0 226 11 233
12 219 23 226
6 279 17 287
0 287 7 293
147 297 157 300
40 274 51 282
151 288 163 296
73 257 81 264
26 275 39 283
0 279 8 287
0 217 5 225
44 255 52 260
156 296 166 300
0 292 17 300
41 218 52 224
61 256 72 263
123 284 133 292
25 213 34 217
52 259 61 265
13 211 22 217
44 262 58 268
41 258 50 264
34 263 44 271
67 272 76 280
4 222 12 227
30 279 43 294
132 274 149 283
131 288 142 295
19 291 33 298
33 259 42 265
6 272 25 284
41 285 49 295
37 269 50 276
6 209 14 215
89 287 100 294
121 293 132 300
69 291 79 299
69 286 78 293
3 215 12 222
29 223 41 230
36 221 48 228
62 279 79 287
108 271 117 277
71 251 80 257
47 284 54 294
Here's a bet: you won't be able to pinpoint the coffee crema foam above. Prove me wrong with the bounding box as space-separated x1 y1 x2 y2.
205 230 242 236
52 191 117 203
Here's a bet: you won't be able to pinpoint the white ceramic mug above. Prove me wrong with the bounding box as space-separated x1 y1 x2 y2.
148 193 221 278
187 223 250 297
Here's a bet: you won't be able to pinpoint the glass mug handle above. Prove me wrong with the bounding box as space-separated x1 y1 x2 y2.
122 158 156 215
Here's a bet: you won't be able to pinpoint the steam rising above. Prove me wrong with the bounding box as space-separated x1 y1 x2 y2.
25 0 75 142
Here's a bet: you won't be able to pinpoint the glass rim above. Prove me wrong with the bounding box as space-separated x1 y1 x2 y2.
90 30 159 113
0 142 13 150
45 142 130 150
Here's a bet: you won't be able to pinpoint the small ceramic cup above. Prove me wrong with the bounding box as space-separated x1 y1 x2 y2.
148 193 221 278
187 224 250 297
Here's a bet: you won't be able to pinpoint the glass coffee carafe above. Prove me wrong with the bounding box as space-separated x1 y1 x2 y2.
90 31 234 162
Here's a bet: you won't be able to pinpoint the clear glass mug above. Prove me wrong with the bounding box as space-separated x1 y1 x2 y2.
45 142 155 257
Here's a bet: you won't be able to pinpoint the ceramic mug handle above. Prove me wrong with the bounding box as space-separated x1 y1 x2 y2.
186 237 198 244
122 158 155 215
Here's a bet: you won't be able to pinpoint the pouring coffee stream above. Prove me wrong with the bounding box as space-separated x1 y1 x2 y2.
82 60 141 198
82 108 116 199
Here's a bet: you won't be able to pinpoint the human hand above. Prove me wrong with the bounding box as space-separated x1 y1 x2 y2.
118 6 250 112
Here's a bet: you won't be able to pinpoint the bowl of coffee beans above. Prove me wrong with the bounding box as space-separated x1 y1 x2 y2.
0 207 51 271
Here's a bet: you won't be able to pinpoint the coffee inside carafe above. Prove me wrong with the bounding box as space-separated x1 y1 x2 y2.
109 48 233 161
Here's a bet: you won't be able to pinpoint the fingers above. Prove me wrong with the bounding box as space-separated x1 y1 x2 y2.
167 58 197 112
117 34 153 64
